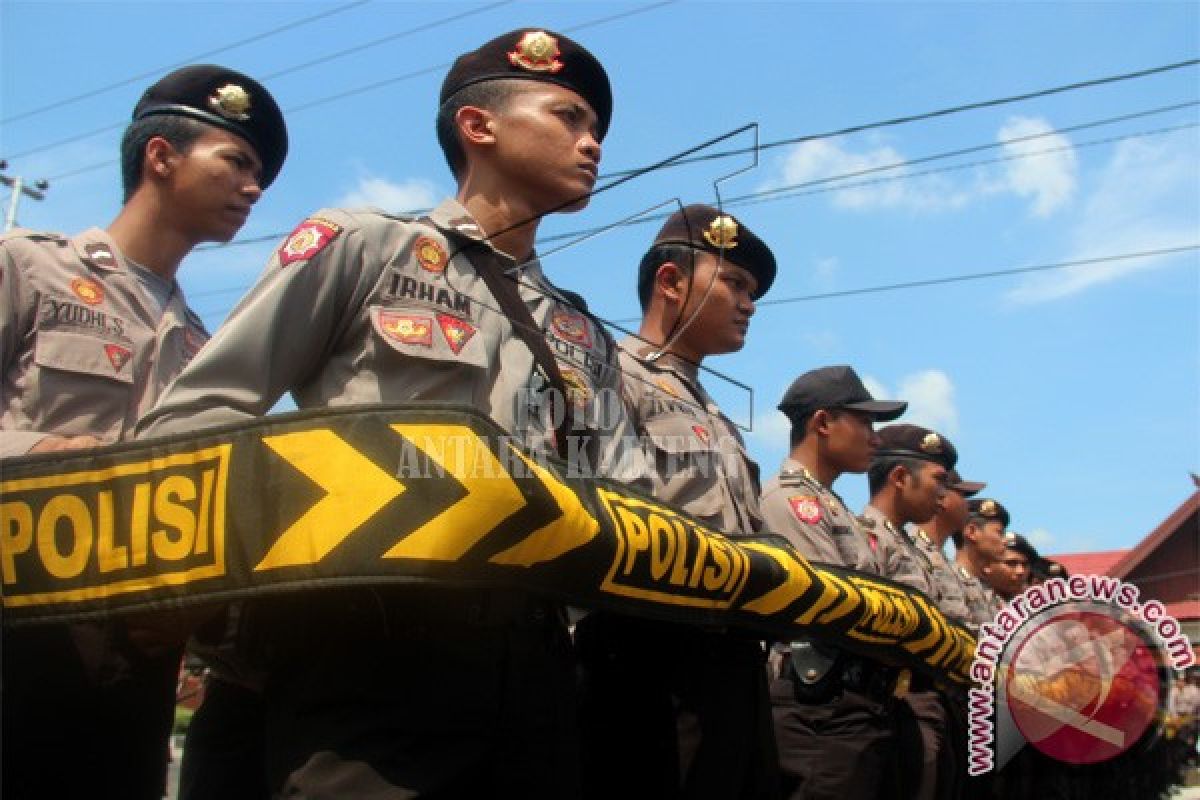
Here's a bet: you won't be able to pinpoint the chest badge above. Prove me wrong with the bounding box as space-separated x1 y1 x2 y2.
414 236 448 273
104 343 132 372
550 308 592 348
787 495 822 525
380 312 433 347
437 313 476 354
691 424 710 445
70 277 104 305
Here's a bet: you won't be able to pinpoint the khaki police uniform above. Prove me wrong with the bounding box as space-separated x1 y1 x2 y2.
138 199 645 795
762 465 902 800
1 227 208 799
912 528 971 626
575 341 775 799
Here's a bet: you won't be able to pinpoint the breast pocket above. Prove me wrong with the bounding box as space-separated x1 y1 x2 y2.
30 328 136 440
370 305 488 369
642 413 724 520
829 523 872 572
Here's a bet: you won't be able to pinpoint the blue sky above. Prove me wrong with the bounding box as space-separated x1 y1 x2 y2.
3 1 1197 559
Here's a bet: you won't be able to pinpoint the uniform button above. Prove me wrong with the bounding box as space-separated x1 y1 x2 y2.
805 668 820 682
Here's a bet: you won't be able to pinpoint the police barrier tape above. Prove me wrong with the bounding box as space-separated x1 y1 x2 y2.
0 405 975 684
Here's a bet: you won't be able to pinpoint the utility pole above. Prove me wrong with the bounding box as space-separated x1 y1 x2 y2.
0 160 49 231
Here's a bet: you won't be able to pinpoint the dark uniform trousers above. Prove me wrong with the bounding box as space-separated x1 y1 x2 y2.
179 675 270 800
575 613 778 800
896 689 964 800
2 623 181 800
250 585 578 799
770 659 899 800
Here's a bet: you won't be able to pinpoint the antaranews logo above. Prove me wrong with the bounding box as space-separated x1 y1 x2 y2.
967 575 1195 775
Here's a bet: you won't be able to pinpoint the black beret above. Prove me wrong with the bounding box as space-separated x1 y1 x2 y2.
874 424 958 470
1004 531 1039 562
649 205 777 299
133 65 288 189
946 469 986 497
967 497 1011 528
778 365 907 420
440 29 612 141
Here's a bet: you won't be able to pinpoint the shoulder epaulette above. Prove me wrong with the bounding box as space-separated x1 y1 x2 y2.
0 228 67 245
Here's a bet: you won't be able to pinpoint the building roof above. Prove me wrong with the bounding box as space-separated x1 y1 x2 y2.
1166 600 1200 622
1046 549 1130 577
1109 490 1199 580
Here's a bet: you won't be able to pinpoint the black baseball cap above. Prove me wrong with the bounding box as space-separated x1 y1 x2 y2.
778 365 907 420
649 204 776 299
440 28 612 141
133 65 288 189
1004 531 1039 562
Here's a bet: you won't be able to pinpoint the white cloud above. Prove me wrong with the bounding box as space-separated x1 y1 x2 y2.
1007 130 1200 304
864 369 958 434
745 408 792 451
337 176 438 212
812 256 839 289
997 116 1077 217
1026 527 1056 550
772 139 971 212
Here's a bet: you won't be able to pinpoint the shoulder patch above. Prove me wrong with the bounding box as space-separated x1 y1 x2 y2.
278 217 343 267
550 307 592 348
787 495 822 525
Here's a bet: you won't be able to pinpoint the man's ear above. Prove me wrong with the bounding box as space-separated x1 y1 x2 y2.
655 261 687 304
810 409 833 437
888 463 911 491
456 106 496 148
143 136 179 182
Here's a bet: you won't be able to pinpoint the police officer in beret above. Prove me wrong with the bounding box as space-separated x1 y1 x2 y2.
138 29 645 796
911 469 986 629
575 205 778 798
0 65 287 800
759 365 909 800
954 497 1010 624
863 423 957 800
986 531 1037 600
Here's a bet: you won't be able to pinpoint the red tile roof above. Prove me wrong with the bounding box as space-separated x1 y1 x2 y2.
1166 600 1200 621
1046 549 1130 577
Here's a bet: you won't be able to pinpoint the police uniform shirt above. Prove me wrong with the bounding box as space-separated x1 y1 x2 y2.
956 564 998 631
137 199 645 483
1 227 208 456
760 460 879 573
617 339 761 535
861 504 939 599
911 526 972 625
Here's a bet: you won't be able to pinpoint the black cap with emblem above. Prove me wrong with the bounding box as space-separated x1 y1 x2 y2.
778 365 907 421
649 204 777 299
1003 531 1039 562
132 65 288 189
874 424 958 470
440 29 612 141
967 497 1011 528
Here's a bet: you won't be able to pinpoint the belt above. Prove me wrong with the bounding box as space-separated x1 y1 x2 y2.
839 655 905 702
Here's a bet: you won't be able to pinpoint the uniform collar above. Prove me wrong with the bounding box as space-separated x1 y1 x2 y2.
779 457 818 484
619 336 701 383
429 198 547 286
862 504 899 534
70 228 127 274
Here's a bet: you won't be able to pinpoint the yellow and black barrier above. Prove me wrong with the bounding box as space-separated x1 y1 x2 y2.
0 405 975 684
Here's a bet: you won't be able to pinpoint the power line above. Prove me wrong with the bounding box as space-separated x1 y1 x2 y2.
182 114 1199 311
0 1 371 125
601 58 1200 178
753 245 1199 309
12 1 675 165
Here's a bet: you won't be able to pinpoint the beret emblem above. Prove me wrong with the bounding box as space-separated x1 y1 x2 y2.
508 31 564 74
702 215 739 249
920 432 942 454
209 84 252 121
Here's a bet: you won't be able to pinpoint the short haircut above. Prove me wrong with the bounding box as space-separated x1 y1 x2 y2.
636 243 696 311
867 455 925 496
435 79 524 180
785 407 850 448
119 115 208 203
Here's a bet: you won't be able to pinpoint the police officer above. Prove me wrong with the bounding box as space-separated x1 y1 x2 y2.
760 365 908 799
986 531 1037 600
911 469 986 629
0 65 286 800
863 424 958 800
910 468 987 800
954 498 1011 622
574 205 778 798
137 29 644 797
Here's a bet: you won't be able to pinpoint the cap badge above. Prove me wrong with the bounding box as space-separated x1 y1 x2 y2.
980 499 998 517
208 84 252 121
508 31 564 74
1004 531 1017 546
702 215 739 249
920 432 943 454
